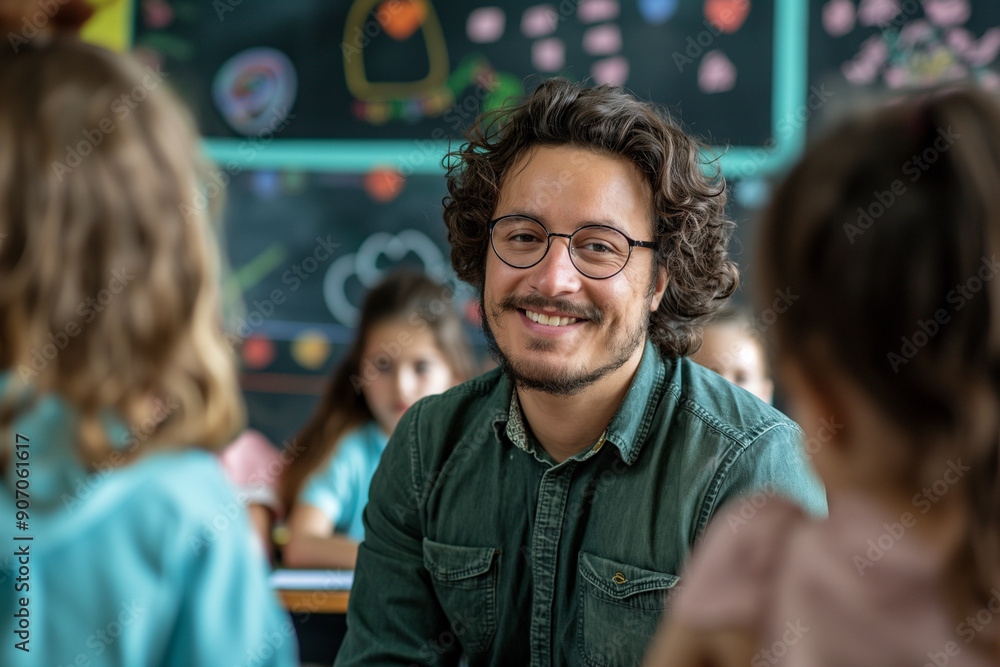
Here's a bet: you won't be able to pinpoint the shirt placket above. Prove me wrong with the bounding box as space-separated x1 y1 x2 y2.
529 459 575 667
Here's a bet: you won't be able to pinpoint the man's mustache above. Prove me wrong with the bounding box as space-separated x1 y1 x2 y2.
496 294 603 323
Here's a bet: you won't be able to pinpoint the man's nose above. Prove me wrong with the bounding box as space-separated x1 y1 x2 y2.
528 236 582 296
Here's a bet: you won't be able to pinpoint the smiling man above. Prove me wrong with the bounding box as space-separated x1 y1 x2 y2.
335 79 826 667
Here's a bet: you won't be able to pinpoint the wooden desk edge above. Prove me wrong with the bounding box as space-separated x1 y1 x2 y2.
277 588 351 614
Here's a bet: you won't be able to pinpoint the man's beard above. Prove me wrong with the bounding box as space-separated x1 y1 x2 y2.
480 291 649 396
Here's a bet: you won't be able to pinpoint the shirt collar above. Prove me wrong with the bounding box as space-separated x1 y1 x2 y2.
604 339 667 465
492 339 667 466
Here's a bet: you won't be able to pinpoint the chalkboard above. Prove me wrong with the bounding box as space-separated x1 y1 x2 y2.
215 167 483 444
808 0 1000 95
125 0 790 442
132 0 785 156
221 165 763 445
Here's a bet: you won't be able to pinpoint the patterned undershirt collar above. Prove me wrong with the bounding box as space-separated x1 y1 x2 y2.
504 389 607 462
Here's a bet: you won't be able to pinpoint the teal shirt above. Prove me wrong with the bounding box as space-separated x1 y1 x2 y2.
336 340 826 666
298 421 389 541
0 376 297 666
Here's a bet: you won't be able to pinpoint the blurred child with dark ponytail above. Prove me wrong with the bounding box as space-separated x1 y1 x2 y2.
646 88 1000 666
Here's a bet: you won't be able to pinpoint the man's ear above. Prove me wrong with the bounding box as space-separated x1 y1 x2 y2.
649 265 669 312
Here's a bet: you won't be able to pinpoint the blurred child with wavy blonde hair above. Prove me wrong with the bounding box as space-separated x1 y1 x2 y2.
0 29 295 666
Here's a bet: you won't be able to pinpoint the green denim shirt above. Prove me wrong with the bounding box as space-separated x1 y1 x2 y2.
335 340 826 667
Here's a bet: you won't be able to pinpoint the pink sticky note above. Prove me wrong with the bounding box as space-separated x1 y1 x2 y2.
467 7 506 43
591 56 629 86
522 5 558 37
842 35 888 84
924 0 970 28
582 24 622 56
532 37 566 71
965 27 1000 66
698 50 737 93
857 0 900 28
577 0 620 24
822 0 855 37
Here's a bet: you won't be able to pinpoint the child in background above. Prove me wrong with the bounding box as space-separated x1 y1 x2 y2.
0 36 295 666
281 271 475 569
645 88 1000 666
690 306 774 404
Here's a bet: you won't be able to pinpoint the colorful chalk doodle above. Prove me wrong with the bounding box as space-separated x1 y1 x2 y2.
815 0 1000 90
213 48 298 135
131 0 780 158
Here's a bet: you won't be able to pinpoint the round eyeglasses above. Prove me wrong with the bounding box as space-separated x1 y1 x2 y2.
489 215 657 280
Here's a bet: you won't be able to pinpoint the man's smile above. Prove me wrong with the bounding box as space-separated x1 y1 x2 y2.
522 309 580 327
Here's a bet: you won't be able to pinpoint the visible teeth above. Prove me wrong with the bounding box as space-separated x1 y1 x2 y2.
525 310 578 327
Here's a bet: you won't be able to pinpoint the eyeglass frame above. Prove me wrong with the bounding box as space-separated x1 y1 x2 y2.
488 214 658 280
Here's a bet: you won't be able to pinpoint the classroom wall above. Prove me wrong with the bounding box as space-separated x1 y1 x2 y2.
104 0 1000 444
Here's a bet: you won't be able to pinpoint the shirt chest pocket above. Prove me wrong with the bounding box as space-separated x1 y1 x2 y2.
422 539 501 655
577 551 679 667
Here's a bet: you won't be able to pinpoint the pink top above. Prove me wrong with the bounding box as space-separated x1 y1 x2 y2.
218 429 284 515
672 493 994 666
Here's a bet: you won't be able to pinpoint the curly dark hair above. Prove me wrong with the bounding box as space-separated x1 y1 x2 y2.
442 78 738 359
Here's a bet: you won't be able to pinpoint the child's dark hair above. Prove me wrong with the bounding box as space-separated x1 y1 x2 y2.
279 270 475 511
757 88 1000 629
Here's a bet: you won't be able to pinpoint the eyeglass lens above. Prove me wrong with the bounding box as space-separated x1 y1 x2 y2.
491 216 631 278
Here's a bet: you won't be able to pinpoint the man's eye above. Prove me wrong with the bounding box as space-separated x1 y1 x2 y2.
510 232 544 243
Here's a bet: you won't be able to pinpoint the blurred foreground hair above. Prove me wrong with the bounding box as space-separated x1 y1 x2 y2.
0 37 244 463
757 86 1000 628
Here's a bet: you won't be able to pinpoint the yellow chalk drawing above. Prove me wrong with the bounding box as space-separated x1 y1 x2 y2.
343 0 449 103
